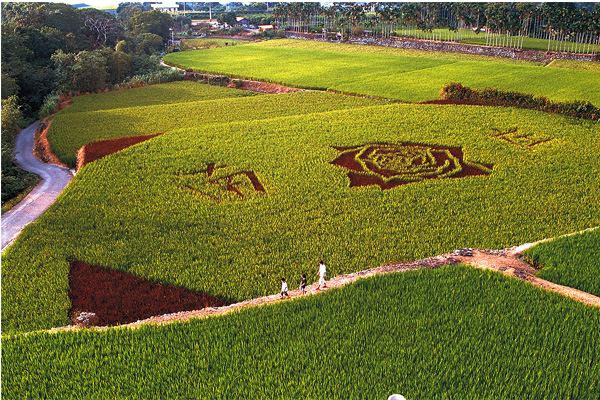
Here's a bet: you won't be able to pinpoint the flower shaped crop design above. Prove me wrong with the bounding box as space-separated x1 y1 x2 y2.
331 143 493 190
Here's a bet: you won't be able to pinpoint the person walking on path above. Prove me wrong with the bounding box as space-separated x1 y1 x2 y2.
299 273 307 294
317 260 327 290
280 278 289 299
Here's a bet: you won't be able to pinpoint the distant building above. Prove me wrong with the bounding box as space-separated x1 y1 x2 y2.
258 25 274 31
236 17 250 27
150 2 179 14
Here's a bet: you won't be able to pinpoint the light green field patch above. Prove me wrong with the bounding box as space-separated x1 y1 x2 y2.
59 81 259 114
547 59 600 71
525 228 600 297
3 266 600 399
164 39 600 104
48 90 382 167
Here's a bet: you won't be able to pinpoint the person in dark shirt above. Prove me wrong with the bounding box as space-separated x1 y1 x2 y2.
299 273 307 294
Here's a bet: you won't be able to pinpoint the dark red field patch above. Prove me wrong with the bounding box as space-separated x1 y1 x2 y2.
331 143 492 190
76 133 163 171
68 259 233 326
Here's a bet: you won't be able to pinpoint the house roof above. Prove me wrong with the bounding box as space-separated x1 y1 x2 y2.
236 17 249 22
150 2 179 10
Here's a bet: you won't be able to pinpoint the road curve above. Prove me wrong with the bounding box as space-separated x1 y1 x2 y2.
1 121 73 252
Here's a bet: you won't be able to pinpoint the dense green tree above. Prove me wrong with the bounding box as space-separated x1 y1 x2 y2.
117 2 144 23
217 11 237 26
95 47 133 84
1 2 47 28
52 49 108 93
127 9 174 40
1 96 36 206
1 96 22 142
133 33 164 54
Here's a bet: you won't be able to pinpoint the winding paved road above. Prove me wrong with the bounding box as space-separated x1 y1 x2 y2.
1 122 73 252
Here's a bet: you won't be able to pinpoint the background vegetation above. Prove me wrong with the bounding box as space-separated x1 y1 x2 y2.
273 2 600 53
1 2 181 207
0 96 39 207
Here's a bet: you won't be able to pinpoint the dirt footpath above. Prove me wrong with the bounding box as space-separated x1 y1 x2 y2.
45 240 599 335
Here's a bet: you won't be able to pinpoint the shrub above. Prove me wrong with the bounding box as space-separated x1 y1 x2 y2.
440 83 600 120
1 96 22 142
38 93 62 120
352 26 365 36
116 69 183 89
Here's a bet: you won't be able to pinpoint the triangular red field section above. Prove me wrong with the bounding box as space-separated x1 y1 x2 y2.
68 259 232 326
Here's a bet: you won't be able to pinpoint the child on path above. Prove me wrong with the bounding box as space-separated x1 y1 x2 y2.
317 260 327 290
280 278 289 299
299 273 307 294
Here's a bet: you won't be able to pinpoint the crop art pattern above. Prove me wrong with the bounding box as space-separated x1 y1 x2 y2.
177 163 265 203
331 143 493 190
491 127 552 150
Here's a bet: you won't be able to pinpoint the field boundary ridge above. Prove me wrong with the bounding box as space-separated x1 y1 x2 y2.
16 235 598 337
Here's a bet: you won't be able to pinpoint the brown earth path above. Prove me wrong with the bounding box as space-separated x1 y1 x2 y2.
42 228 599 335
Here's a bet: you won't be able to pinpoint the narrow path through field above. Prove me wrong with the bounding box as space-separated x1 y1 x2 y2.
1 122 73 252
42 238 599 335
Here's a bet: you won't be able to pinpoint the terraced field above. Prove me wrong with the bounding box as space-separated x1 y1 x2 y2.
2 38 599 399
47 85 380 166
164 39 600 104
4 265 600 399
4 94 600 334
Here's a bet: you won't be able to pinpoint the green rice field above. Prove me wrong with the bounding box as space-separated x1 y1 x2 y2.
524 228 600 298
2 36 599 399
3 266 599 399
164 39 600 104
3 92 599 333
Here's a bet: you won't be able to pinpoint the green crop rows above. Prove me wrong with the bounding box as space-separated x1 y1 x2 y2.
3 37 600 398
163 39 600 104
3 266 600 399
47 85 381 167
524 228 600 297
61 81 257 113
3 100 599 333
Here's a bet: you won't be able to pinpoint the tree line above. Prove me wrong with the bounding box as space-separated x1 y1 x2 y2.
1 2 183 206
273 2 600 50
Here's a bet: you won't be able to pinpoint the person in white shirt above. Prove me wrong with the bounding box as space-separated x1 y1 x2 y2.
280 277 289 298
317 260 327 290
